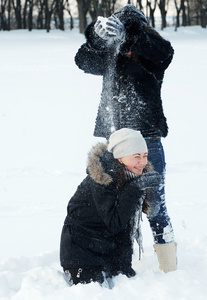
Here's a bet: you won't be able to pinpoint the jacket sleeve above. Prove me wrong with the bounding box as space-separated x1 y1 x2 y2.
90 179 143 234
120 23 174 70
74 22 114 75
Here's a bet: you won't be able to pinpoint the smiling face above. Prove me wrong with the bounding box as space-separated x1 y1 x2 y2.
118 152 148 175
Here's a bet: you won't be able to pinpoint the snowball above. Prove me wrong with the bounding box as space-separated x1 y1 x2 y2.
97 16 108 30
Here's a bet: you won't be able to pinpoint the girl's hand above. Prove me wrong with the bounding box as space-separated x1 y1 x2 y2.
94 15 125 43
131 172 161 190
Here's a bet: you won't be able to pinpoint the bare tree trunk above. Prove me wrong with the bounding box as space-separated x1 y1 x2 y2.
45 0 49 31
89 0 103 21
77 0 91 33
201 8 207 27
45 0 56 32
89 0 117 21
186 0 191 25
23 0 28 29
37 0 45 29
28 0 33 30
199 0 207 28
65 0 74 29
16 0 22 28
0 0 8 30
147 0 157 28
56 0 64 30
8 0 11 30
136 0 143 10
174 0 183 30
12 0 22 29
158 0 167 29
181 0 187 26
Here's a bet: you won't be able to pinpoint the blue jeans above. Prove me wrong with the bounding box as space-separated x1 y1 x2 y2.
145 138 174 244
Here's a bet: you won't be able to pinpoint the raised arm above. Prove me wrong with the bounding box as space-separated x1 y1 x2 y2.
74 22 114 75
119 22 174 70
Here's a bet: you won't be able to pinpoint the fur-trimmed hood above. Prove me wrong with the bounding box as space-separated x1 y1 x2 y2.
87 143 113 186
87 143 154 186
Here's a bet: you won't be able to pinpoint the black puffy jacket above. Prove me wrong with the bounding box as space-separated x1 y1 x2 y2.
75 5 174 139
60 143 153 275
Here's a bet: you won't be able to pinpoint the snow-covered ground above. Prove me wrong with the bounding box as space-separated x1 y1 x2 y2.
0 25 207 299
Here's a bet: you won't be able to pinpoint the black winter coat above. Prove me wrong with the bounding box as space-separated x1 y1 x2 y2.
60 143 153 275
75 6 174 139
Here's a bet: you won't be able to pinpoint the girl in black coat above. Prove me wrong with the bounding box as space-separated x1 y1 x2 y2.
75 5 173 139
60 128 162 285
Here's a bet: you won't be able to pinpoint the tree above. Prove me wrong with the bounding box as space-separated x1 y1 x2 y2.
174 0 184 29
147 0 157 27
12 0 22 28
181 0 188 25
36 0 45 29
0 0 8 30
158 0 170 29
55 0 64 30
8 0 11 29
198 0 207 27
23 0 34 29
0 0 206 31
88 0 117 22
28 0 33 30
77 0 91 33
65 0 73 29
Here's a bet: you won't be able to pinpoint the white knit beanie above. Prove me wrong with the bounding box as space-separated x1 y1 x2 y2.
108 128 148 158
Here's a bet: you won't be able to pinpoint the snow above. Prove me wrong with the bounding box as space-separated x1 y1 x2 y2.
97 16 109 29
0 25 207 299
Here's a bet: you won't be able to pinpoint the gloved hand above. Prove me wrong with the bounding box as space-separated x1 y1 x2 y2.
131 172 161 190
94 14 125 44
